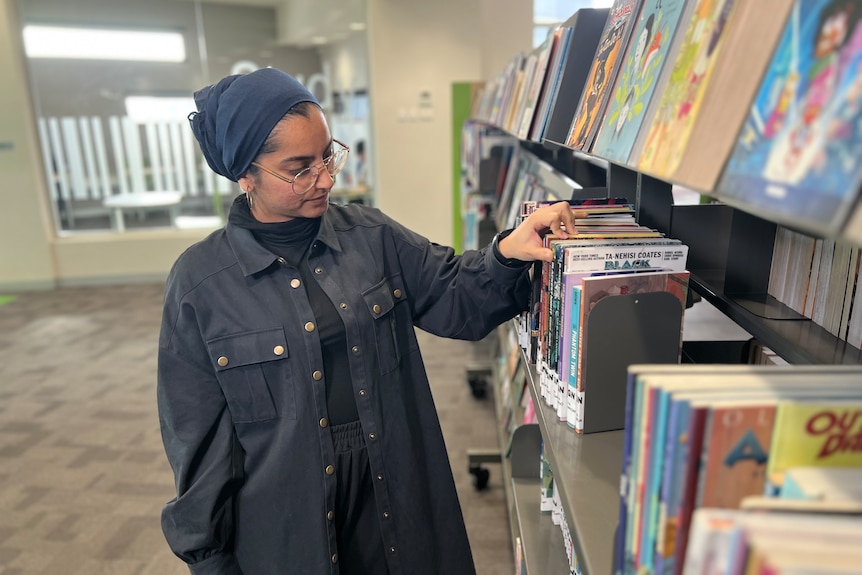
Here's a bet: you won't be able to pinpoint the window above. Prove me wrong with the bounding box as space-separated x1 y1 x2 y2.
533 0 617 47
16 0 334 234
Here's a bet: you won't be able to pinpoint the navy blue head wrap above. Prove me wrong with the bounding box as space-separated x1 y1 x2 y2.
188 67 319 182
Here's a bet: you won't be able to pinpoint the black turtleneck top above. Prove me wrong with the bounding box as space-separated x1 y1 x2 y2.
228 198 359 425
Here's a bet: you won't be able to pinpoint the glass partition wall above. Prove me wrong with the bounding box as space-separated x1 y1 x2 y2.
16 0 371 234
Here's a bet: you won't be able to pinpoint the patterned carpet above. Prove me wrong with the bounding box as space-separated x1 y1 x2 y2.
0 283 512 574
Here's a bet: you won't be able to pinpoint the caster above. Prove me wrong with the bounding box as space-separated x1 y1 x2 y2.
469 464 490 491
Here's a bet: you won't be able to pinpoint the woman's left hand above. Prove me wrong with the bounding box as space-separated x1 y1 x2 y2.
497 202 582 263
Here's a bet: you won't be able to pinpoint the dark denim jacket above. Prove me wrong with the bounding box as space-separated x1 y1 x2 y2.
158 203 531 575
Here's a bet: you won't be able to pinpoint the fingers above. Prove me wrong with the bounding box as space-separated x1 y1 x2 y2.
549 219 569 238
542 203 579 238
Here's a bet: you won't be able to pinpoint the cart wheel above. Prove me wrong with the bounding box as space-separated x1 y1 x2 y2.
467 376 487 399
469 465 490 491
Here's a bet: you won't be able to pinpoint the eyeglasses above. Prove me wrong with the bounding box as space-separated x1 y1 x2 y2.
251 139 350 195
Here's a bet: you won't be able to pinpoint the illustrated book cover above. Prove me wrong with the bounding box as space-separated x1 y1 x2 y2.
716 0 862 237
565 0 645 151
591 0 694 164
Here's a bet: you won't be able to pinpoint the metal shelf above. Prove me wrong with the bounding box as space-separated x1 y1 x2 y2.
512 478 572 575
689 272 862 366
524 355 624 575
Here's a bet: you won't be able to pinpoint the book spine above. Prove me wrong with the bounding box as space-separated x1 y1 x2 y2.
566 285 583 428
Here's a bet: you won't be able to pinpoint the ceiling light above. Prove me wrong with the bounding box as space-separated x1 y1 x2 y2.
23 25 185 62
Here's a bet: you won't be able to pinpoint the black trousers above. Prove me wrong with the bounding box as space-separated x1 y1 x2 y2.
331 421 390 575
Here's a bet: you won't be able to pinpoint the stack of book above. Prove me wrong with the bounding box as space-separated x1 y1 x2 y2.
768 227 862 348
617 364 862 575
684 506 862 575
540 445 580 575
517 199 691 434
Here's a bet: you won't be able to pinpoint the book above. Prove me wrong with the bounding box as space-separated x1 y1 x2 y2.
765 400 862 495
683 509 862 575
634 0 739 179
566 0 645 151
591 0 695 164
565 283 582 428
668 0 797 192
780 466 862 501
575 269 690 433
517 32 556 140
619 364 862 575
530 26 573 143
538 234 688 423
541 9 611 146
715 0 862 236
695 404 777 509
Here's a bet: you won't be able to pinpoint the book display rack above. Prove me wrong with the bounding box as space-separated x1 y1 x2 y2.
459 0 862 573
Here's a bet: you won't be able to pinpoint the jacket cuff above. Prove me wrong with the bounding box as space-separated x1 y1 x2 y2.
486 229 531 285
188 552 243 575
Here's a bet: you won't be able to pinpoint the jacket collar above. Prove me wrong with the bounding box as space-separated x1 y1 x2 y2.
226 208 343 277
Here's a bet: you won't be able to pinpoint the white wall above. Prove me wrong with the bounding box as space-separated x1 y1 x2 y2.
367 0 531 245
0 0 56 289
318 31 369 93
479 0 533 81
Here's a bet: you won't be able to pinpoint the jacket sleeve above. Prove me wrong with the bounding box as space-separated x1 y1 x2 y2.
157 277 244 575
385 215 532 341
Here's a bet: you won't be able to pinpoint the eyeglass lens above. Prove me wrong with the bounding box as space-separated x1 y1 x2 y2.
294 147 349 194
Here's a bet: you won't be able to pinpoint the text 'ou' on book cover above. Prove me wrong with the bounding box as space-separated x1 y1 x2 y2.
766 400 862 494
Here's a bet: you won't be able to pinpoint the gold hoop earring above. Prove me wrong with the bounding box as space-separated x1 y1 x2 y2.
245 189 254 209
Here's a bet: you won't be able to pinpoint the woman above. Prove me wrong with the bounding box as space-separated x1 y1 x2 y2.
157 67 575 575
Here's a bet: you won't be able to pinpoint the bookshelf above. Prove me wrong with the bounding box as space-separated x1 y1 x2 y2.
489 320 624 575
628 163 862 366
524 357 624 575
465 1 862 573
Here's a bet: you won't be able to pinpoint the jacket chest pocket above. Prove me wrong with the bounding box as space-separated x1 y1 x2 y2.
361 276 407 376
206 327 295 423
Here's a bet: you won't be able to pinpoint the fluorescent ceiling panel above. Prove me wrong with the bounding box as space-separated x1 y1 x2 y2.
23 25 186 62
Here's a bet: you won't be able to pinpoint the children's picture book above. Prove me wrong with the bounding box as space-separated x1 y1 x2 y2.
766 400 862 495
635 0 738 177
716 0 862 237
566 0 645 151
592 0 693 164
669 0 797 193
696 404 777 509
780 466 862 502
618 364 862 575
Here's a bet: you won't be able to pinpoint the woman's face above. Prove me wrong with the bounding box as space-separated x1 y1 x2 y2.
239 107 335 222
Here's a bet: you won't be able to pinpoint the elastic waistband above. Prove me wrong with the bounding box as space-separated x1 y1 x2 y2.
330 419 365 452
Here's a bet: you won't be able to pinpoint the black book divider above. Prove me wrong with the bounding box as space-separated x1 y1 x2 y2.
543 8 610 147
580 291 684 434
509 423 543 479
